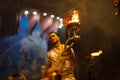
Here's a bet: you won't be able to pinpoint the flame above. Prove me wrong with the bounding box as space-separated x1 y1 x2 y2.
62 16 71 27
91 50 102 57
62 10 80 27
69 10 80 24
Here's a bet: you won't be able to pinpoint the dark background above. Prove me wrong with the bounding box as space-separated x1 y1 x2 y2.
0 0 120 80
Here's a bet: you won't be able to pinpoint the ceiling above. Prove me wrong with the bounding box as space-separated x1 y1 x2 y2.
37 0 81 17
0 0 81 17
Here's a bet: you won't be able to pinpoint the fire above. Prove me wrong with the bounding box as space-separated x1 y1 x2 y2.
68 10 80 24
90 50 102 58
62 10 80 27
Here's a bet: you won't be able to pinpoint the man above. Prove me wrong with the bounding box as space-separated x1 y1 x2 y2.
46 32 77 80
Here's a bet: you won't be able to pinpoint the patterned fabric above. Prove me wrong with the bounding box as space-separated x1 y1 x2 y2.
46 44 76 80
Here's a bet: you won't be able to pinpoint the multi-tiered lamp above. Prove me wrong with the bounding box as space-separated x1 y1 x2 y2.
63 10 81 47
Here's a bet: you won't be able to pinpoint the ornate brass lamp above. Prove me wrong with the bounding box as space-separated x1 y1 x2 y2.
63 10 81 47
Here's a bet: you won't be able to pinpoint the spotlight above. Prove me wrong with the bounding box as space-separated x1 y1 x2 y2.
24 10 29 15
43 12 47 16
50 15 54 18
56 17 60 20
32 11 37 15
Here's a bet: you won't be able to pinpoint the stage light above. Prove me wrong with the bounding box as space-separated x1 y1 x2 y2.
58 18 63 29
24 10 29 15
58 24 63 29
50 15 54 18
43 12 47 16
59 18 63 21
56 17 60 20
32 11 37 15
